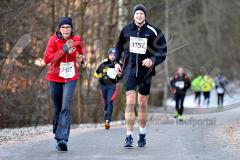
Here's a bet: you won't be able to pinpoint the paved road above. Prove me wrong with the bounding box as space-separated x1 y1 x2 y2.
1 107 240 160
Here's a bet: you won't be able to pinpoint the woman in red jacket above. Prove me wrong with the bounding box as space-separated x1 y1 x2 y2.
44 16 86 151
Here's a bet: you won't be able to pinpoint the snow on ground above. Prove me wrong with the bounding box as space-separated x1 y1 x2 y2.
0 121 125 147
166 87 240 108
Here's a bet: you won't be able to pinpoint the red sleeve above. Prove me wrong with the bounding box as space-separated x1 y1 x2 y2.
44 36 65 64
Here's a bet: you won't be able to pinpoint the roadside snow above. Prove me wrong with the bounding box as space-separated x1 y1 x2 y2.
0 121 125 147
166 87 240 108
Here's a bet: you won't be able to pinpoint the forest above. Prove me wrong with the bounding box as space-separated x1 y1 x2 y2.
0 0 239 128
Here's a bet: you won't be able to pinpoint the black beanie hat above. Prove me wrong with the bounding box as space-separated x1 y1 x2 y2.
133 4 146 16
108 48 116 55
58 17 73 28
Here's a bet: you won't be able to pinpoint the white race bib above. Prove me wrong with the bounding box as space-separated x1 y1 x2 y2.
176 81 184 89
130 36 147 54
107 68 117 79
217 88 224 94
59 62 75 78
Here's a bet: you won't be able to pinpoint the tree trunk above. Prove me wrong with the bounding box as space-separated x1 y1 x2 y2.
118 0 129 31
106 0 115 49
65 0 70 16
77 0 88 123
163 0 169 110
51 0 55 33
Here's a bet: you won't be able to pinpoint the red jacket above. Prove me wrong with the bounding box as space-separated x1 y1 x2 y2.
44 33 86 83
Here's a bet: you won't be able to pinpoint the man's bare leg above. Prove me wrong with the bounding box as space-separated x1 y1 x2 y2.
138 93 149 130
137 93 149 147
125 90 136 134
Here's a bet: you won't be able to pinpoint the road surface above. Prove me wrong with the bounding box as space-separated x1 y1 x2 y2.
0 106 240 160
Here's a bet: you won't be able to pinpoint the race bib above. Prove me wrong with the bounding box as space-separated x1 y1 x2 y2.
107 68 117 79
217 88 224 94
175 81 184 89
59 62 75 78
130 36 147 54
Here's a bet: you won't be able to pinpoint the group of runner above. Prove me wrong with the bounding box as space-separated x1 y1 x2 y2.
170 69 228 121
43 3 227 152
191 74 228 108
44 4 166 151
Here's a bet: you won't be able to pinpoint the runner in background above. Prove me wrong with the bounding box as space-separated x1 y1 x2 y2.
170 67 191 121
215 74 228 110
191 75 203 106
201 75 215 106
94 48 122 129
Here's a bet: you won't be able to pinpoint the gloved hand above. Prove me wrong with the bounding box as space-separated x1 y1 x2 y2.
62 39 74 54
76 54 86 64
62 43 70 53
80 55 86 64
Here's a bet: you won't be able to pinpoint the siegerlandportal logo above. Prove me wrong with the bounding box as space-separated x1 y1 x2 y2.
155 115 216 127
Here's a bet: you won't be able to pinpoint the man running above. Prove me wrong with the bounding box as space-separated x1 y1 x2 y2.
115 4 167 148
170 67 191 121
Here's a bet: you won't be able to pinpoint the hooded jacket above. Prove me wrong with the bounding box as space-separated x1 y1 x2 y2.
201 75 215 92
94 58 122 85
191 75 203 92
115 21 167 79
44 32 86 83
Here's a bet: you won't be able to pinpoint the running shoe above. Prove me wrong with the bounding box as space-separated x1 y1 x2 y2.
124 135 133 148
137 133 146 147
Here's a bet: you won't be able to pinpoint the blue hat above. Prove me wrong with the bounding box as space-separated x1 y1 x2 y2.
58 17 73 28
133 4 147 16
108 48 116 55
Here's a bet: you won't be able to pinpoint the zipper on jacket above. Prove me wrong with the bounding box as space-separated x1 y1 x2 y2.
136 29 140 77
65 53 68 83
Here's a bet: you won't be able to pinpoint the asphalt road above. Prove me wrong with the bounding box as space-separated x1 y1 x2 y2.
1 107 240 160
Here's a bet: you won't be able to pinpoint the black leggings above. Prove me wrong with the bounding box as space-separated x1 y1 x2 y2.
195 91 201 105
203 92 210 105
175 93 185 115
217 93 224 107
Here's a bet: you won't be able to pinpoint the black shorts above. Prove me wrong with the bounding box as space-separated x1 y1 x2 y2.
123 69 152 95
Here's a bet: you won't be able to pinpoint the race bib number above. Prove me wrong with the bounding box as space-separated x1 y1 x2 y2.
107 68 117 79
176 81 184 89
59 62 75 78
130 36 147 54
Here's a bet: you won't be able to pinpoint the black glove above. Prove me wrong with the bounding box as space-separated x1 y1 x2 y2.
62 44 69 53
81 55 86 64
